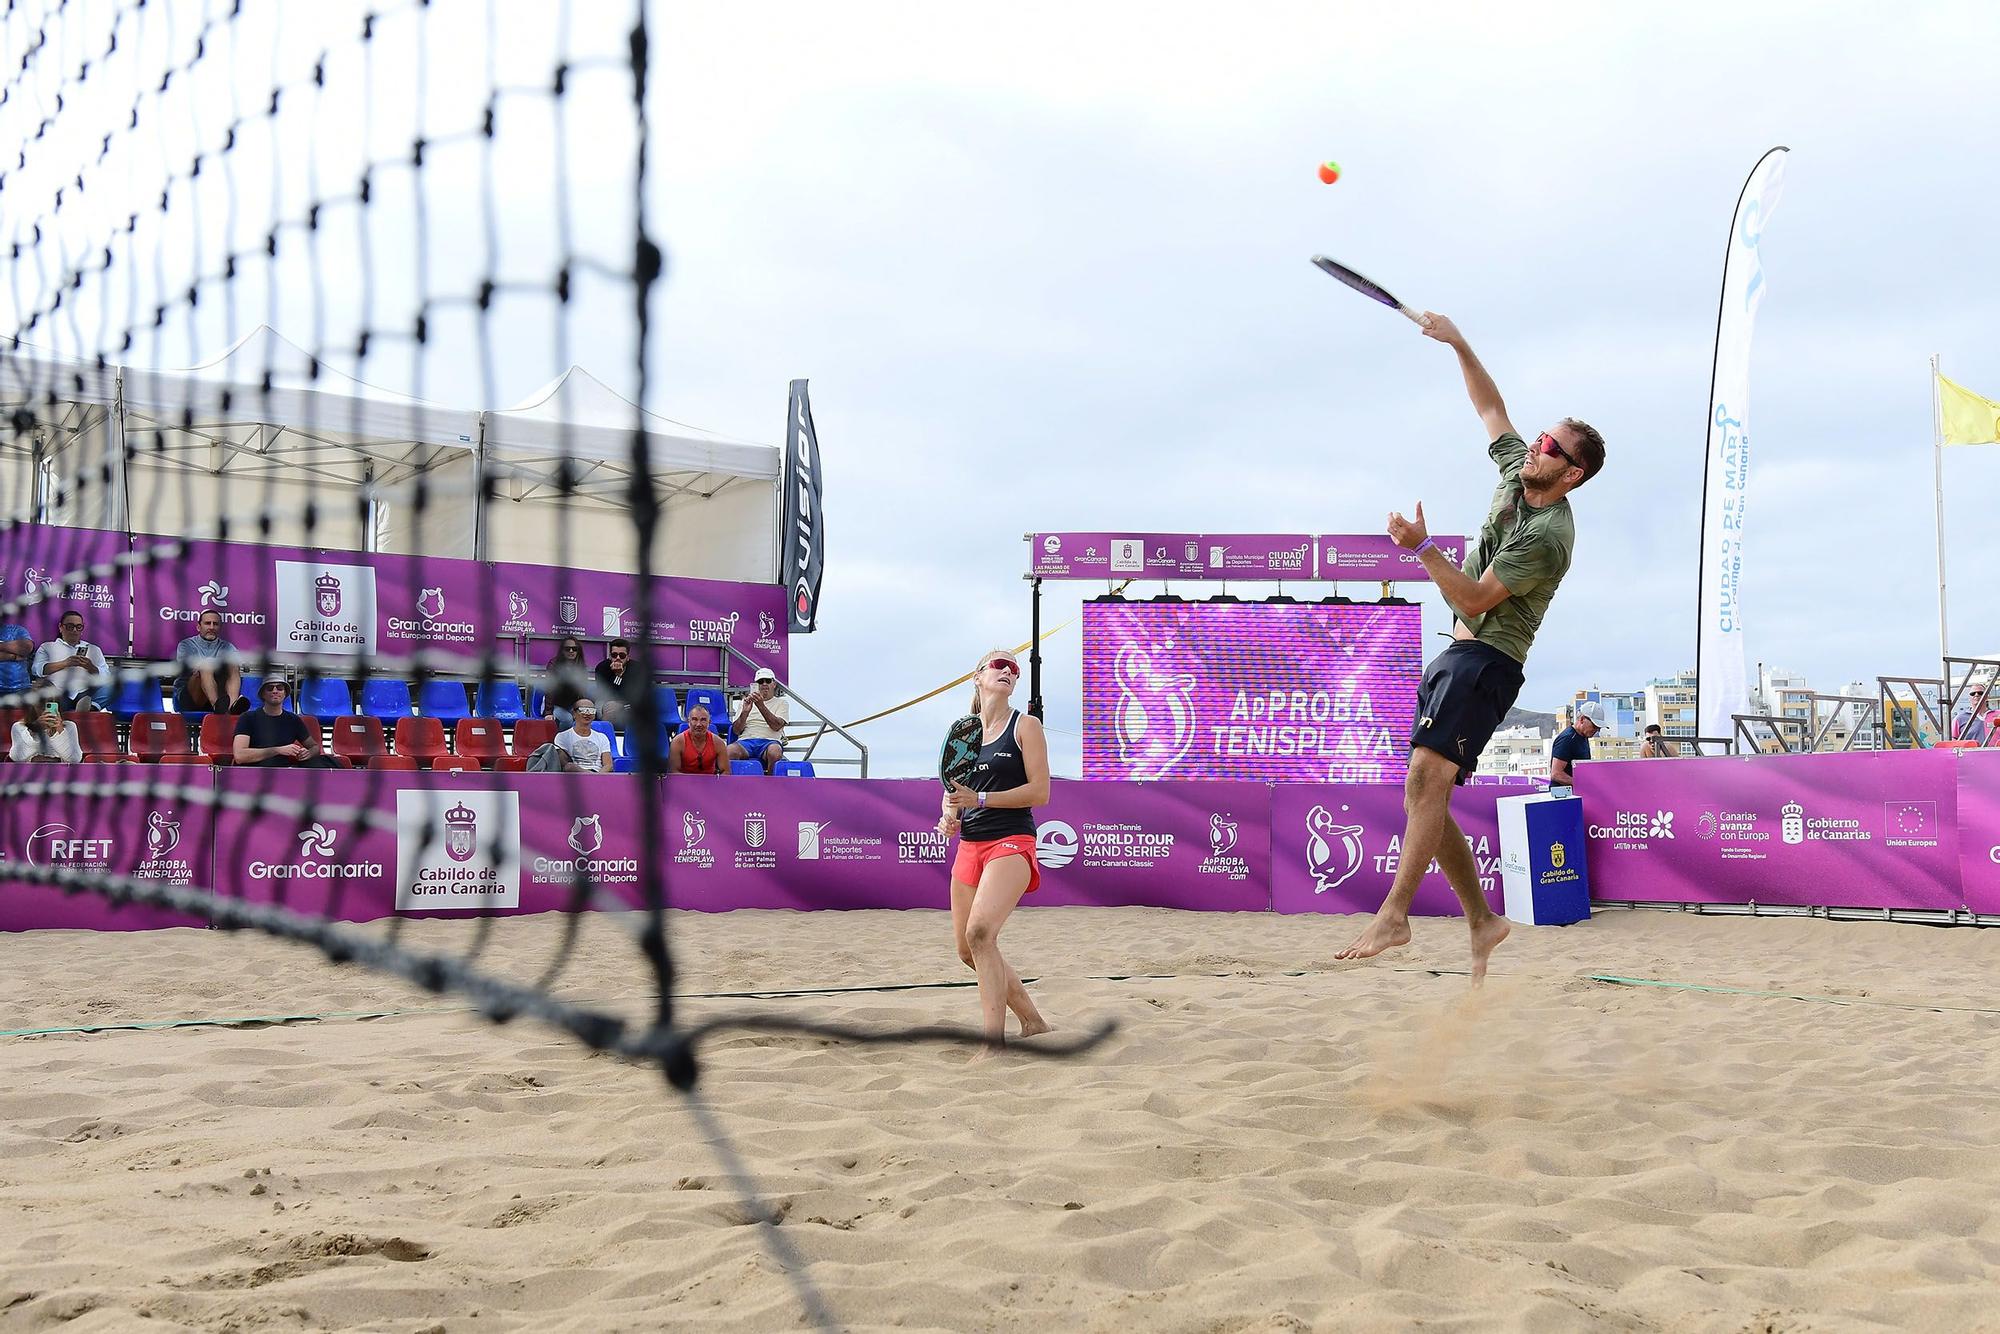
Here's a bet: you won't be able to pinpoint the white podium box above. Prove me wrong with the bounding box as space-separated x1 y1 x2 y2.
1496 791 1591 926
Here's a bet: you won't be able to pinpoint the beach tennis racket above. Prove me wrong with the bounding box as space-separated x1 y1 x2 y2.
1311 255 1430 327
940 714 982 790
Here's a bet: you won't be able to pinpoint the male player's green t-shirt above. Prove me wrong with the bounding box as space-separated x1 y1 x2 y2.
1449 431 1574 665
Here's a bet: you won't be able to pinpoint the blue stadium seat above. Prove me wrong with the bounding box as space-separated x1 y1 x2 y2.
617 721 672 763
590 721 619 756
473 680 526 722
772 760 816 778
728 759 764 776
417 680 472 721
612 755 637 774
528 688 547 719
238 674 263 703
652 685 684 731
299 678 354 717
358 679 415 721
111 674 163 720
684 686 732 739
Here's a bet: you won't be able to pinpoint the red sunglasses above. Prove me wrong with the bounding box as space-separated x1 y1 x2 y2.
986 657 1021 676
1536 432 1581 470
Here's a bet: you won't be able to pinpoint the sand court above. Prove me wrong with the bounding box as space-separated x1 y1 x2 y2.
4 907 2000 1332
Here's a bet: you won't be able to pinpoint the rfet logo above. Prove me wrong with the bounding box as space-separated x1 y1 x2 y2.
1303 803 1365 894
1035 820 1079 870
1111 644 1196 780
26 822 114 866
444 801 478 862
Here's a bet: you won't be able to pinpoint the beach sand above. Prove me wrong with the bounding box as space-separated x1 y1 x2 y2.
3 906 2000 1332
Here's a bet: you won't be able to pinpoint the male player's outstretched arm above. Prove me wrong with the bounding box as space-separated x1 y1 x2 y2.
1421 313 1515 443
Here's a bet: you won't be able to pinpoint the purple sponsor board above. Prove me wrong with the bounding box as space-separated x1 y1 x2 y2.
1081 601 1420 783
1578 750 1964 911
1316 533 1466 582
1029 532 1204 580
1953 751 2000 915
1196 534 1316 580
1270 783 1505 917
130 536 281 659
662 777 1269 911
210 768 652 922
490 562 789 678
0 774 216 930
0 522 130 648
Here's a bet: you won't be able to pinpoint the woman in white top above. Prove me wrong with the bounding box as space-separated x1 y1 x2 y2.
10 708 82 763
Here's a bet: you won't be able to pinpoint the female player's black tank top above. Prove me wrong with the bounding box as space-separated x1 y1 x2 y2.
957 710 1036 842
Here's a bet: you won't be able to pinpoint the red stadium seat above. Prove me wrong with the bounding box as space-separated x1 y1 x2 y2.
394 716 448 765
492 755 528 772
368 754 419 771
199 712 240 763
330 715 388 765
431 755 481 774
130 712 189 760
156 752 211 766
454 718 507 766
510 718 556 756
68 711 120 759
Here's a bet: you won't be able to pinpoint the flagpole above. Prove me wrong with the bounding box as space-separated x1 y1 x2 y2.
1932 354 1948 671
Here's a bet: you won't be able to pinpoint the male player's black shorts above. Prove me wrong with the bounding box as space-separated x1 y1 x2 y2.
1410 640 1526 785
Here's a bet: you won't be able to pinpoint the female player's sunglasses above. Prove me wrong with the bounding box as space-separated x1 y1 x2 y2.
986 657 1020 676
1536 432 1581 470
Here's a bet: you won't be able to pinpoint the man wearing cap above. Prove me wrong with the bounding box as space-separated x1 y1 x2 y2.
1952 685 1991 745
1549 702 1603 788
729 668 789 774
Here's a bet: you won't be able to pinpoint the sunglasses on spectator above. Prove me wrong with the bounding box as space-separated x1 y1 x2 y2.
610 651 628 660
986 657 1020 676
562 644 581 654
576 707 597 714
1536 432 1581 470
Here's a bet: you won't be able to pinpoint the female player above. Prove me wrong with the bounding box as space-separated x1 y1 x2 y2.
940 648 1054 1051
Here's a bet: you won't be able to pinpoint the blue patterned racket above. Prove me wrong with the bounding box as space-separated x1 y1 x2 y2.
940 714 982 790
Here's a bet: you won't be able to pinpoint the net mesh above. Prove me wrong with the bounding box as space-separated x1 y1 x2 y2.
0 5 1107 1326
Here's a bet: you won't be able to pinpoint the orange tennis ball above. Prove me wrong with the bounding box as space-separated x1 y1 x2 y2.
1317 160 1341 184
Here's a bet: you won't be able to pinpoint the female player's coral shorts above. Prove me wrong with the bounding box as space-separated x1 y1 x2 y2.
951 834 1041 894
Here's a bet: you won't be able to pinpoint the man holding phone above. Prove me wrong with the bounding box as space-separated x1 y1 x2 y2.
32 611 112 712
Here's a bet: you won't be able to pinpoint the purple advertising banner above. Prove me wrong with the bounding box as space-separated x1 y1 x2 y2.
1954 751 2000 914
0 522 132 650
110 525 788 676
1269 783 1505 917
0 772 216 930
1578 751 1964 911
1029 532 1205 580
1316 533 1467 582
208 768 653 923
1081 601 1421 783
662 777 1271 912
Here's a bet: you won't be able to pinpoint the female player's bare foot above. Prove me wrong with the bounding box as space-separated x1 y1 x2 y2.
1335 913 1412 961
1015 1017 1054 1039
1468 914 1510 984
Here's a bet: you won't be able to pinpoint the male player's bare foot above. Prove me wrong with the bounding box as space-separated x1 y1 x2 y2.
1468 914 1510 984
1335 913 1412 961
1015 1017 1054 1039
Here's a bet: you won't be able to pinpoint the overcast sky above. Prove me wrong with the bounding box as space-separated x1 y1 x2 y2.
643 1 2000 775
9 1 2000 778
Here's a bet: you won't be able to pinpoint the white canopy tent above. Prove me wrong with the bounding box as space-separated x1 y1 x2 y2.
1 329 782 583
476 365 779 581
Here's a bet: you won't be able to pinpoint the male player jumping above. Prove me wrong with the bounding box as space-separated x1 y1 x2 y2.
1336 313 1605 981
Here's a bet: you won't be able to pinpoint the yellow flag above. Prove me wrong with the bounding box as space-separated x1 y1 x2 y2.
1939 373 2000 446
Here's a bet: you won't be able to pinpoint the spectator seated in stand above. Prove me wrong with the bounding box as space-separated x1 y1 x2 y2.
233 679 338 768
1953 686 1991 745
0 614 34 704
668 703 727 776
726 667 789 775
550 698 613 773
174 609 251 714
540 636 590 731
31 610 113 712
9 704 82 764
593 638 651 726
